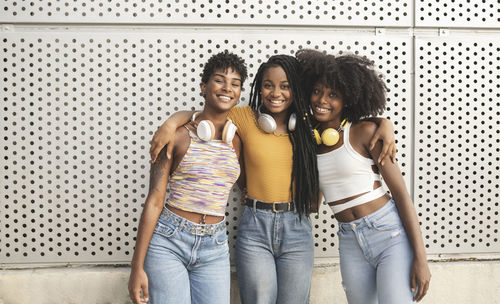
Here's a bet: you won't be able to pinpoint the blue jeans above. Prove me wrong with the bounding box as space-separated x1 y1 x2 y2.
337 200 415 304
235 205 314 304
143 207 230 304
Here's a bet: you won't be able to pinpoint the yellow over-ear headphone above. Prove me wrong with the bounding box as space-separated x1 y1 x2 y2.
313 119 348 146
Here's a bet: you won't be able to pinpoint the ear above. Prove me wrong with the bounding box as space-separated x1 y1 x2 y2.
200 82 206 96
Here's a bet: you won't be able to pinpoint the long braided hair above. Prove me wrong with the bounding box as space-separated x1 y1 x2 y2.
249 55 319 216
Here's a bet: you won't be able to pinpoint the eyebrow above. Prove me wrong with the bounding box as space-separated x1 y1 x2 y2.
262 79 289 84
214 73 241 82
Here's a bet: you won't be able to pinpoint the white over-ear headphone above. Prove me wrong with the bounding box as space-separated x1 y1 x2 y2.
192 112 237 144
257 105 296 133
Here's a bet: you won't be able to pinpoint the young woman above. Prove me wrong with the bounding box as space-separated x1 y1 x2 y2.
128 51 247 304
296 49 431 303
231 55 319 304
149 54 396 304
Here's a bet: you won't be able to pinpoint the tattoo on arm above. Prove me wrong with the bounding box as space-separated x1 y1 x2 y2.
149 146 169 192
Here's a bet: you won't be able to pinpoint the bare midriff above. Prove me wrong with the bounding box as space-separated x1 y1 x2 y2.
166 205 224 224
327 181 391 222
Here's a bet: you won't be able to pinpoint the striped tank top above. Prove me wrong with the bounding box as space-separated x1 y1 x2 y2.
166 129 240 216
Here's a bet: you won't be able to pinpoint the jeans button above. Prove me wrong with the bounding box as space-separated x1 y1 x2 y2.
351 223 357 228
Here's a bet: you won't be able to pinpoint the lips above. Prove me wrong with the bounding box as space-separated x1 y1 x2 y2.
313 105 332 113
265 99 287 108
217 95 232 102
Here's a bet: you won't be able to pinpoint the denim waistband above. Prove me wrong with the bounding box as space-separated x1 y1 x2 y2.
338 199 396 232
159 207 226 236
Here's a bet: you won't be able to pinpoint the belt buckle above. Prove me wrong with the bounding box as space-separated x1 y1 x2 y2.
272 202 290 213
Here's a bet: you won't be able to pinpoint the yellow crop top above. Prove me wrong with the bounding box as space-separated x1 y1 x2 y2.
228 106 293 202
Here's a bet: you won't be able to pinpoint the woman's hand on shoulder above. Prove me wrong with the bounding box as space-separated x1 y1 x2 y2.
410 257 431 302
150 111 194 163
168 125 191 170
367 118 397 165
150 122 178 163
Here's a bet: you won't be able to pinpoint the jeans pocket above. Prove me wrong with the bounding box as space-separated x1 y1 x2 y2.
295 213 312 231
238 206 253 228
304 215 313 230
154 221 177 238
370 211 401 231
337 228 345 238
214 230 228 245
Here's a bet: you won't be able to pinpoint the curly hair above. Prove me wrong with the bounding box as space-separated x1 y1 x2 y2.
201 50 248 85
296 49 387 123
249 55 319 216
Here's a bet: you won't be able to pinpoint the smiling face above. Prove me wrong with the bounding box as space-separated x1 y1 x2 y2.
310 82 344 124
260 66 293 115
201 68 242 113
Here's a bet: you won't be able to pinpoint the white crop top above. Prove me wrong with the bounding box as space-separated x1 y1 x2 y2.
317 122 386 214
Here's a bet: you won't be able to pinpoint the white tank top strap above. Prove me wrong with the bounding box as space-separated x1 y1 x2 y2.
343 122 376 166
344 121 380 181
330 187 386 214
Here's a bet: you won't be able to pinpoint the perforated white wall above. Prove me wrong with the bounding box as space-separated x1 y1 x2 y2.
1 0 411 26
416 0 500 28
415 36 499 254
0 31 412 263
1 0 498 265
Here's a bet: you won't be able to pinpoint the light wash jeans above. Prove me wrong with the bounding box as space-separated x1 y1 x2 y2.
338 200 415 304
235 204 314 304
143 207 230 304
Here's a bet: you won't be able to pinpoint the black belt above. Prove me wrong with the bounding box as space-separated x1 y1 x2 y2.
245 198 295 212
